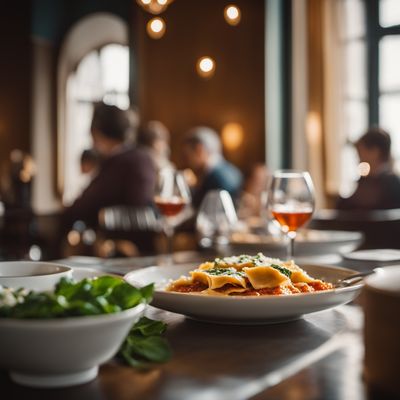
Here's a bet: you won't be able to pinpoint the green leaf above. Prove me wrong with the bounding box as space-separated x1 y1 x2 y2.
131 316 167 336
88 276 123 297
139 284 154 304
108 282 142 309
118 317 172 369
128 335 171 362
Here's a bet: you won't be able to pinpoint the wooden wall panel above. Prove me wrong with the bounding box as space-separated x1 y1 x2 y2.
134 0 265 173
0 3 32 167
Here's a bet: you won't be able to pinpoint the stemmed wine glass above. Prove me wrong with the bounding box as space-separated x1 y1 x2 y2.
196 190 238 249
267 170 315 260
154 168 191 266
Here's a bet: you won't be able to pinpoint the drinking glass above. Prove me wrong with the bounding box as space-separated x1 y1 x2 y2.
196 190 238 249
267 170 315 259
154 169 191 265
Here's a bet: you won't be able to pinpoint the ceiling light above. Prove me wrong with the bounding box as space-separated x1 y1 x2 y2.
224 5 241 26
196 56 216 78
147 17 166 39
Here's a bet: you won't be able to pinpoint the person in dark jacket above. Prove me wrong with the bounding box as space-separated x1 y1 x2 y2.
62 102 156 229
182 126 243 208
337 127 400 210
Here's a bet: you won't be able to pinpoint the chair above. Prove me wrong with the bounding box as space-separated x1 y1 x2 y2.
98 206 161 255
309 208 400 249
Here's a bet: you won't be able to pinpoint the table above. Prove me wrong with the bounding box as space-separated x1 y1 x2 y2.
0 252 376 399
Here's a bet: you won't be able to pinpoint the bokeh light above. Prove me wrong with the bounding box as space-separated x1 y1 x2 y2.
224 5 241 26
357 161 371 177
221 123 244 151
147 17 166 39
196 56 216 78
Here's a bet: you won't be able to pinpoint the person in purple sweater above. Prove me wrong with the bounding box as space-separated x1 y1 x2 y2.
62 102 156 230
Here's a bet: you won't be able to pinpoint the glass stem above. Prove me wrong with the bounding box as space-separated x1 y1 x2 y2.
287 231 296 260
164 219 174 265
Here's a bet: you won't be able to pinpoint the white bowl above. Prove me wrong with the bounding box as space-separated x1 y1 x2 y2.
0 267 146 387
0 261 72 291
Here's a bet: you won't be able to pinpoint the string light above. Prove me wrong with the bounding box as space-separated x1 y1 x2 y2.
224 5 241 26
137 0 174 15
147 17 166 39
196 56 216 78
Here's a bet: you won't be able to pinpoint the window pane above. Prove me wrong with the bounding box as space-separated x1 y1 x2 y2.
343 99 368 141
380 0 400 27
380 35 400 92
343 40 367 98
338 0 366 40
74 50 103 101
100 44 129 94
380 94 400 160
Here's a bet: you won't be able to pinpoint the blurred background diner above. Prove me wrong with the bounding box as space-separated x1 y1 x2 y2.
2 0 400 260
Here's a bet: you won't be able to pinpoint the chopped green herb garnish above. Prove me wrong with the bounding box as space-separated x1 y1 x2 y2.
206 268 245 277
270 264 292 278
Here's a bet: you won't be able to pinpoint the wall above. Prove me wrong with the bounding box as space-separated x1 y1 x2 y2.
0 3 32 167
134 0 265 172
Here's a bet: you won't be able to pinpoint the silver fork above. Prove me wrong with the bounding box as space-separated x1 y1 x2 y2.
335 269 379 288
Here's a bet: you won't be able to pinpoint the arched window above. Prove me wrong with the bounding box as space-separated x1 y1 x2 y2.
64 44 129 204
57 13 129 204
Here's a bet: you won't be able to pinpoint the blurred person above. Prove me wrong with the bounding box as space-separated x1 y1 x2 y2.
337 127 400 210
238 163 269 219
137 120 173 172
80 148 100 176
62 102 156 230
183 126 243 208
0 149 35 210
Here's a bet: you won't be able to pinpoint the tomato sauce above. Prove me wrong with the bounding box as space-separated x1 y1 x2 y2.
170 280 333 295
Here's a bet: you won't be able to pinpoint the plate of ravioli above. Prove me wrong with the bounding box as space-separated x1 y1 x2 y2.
124 253 364 324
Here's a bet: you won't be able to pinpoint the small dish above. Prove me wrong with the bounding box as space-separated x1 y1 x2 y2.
0 267 145 388
0 261 72 291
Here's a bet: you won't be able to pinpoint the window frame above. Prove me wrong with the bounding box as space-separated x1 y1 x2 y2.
366 0 400 126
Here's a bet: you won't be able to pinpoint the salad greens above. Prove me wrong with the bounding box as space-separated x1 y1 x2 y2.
118 316 172 369
0 275 171 369
0 275 152 318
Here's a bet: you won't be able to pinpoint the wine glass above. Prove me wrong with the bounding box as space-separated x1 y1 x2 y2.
196 190 238 249
154 169 191 265
267 170 315 260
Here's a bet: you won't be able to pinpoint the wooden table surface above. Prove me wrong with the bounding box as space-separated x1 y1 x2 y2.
0 306 367 400
0 251 376 399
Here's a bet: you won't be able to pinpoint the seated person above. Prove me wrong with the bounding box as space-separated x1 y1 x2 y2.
336 127 400 210
183 126 243 208
62 102 156 230
80 148 100 177
137 120 173 173
238 163 269 219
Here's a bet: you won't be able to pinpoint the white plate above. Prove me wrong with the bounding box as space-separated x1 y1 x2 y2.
343 248 400 262
124 264 363 324
229 229 363 257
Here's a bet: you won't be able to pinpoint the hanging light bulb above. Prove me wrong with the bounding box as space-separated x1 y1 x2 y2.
147 17 166 39
196 56 216 78
136 0 174 15
224 4 241 26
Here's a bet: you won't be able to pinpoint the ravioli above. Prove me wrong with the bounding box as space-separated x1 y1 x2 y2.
166 253 333 296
